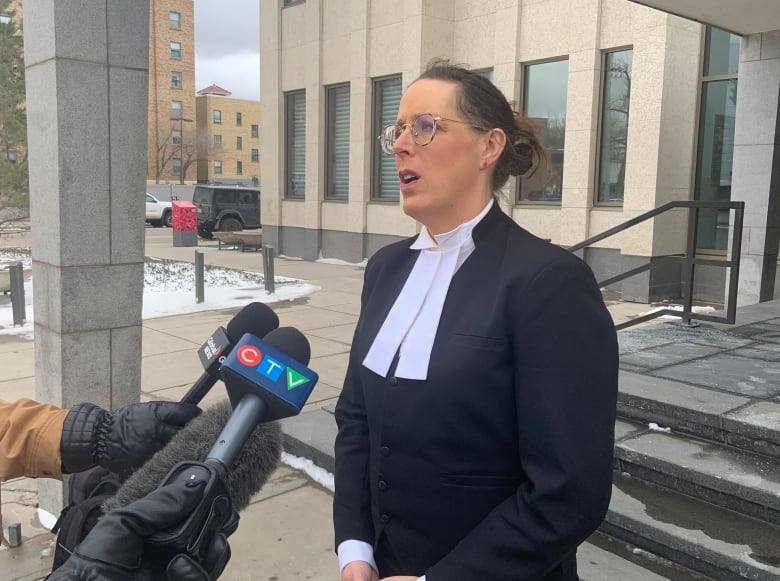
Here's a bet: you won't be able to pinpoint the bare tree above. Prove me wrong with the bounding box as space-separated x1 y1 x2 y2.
154 123 197 183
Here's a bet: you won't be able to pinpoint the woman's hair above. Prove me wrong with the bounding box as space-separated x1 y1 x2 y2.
415 58 549 193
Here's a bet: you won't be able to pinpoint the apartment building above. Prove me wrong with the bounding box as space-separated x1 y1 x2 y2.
147 0 195 184
195 86 261 185
261 0 780 306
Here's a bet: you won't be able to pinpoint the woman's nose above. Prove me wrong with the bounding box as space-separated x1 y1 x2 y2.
392 125 413 155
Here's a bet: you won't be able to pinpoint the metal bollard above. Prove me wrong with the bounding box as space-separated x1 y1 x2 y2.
263 244 275 294
195 251 204 303
3 522 22 547
10 262 26 326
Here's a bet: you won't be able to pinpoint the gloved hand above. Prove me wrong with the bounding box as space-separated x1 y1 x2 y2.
61 401 201 476
46 476 232 581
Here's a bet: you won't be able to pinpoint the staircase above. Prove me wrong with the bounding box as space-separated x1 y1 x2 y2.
597 318 780 580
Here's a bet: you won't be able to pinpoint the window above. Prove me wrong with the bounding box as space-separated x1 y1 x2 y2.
326 83 350 200
251 149 259 162
597 49 633 204
213 134 222 147
474 68 494 82
172 129 181 145
170 71 182 89
520 59 568 203
170 42 181 60
694 27 740 251
214 160 222 174
372 75 402 200
236 136 243 150
237 161 243 175
172 158 182 175
169 11 180 30
251 124 259 138
170 100 182 119
285 90 306 198
213 110 221 124
236 112 243 126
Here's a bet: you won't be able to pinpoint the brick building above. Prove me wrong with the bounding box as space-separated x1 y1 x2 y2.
147 0 195 184
195 85 261 185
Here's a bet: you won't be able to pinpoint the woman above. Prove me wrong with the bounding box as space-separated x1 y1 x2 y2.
333 60 618 581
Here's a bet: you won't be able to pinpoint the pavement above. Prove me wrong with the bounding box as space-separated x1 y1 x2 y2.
2 226 775 580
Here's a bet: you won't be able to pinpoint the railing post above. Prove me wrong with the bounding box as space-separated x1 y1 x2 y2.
725 204 744 324
195 251 204 304
263 244 275 294
10 262 26 326
679 207 699 327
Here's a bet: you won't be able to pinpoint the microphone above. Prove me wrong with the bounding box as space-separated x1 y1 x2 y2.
103 327 318 568
180 302 279 404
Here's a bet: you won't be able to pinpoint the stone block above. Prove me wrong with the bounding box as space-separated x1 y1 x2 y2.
107 0 150 69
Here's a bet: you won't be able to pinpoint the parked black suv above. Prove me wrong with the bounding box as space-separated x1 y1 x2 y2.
193 185 261 239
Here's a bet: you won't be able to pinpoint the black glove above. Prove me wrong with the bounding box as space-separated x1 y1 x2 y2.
46 477 232 581
61 401 201 476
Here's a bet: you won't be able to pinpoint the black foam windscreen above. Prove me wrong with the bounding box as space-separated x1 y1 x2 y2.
226 302 279 341
102 400 282 513
262 326 312 366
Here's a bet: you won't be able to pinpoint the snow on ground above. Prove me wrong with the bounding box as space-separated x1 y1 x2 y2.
0 251 319 339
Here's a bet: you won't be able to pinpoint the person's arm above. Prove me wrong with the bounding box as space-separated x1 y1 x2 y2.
1 398 201 481
0 398 68 480
424 257 618 580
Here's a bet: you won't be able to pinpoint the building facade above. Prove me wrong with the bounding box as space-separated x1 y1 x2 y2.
261 0 780 305
195 86 261 185
147 0 195 184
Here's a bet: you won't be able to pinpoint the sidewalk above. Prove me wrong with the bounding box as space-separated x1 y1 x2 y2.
1 229 667 580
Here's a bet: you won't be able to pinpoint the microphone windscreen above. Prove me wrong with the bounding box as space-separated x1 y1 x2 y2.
263 326 311 366
102 399 282 513
226 302 279 342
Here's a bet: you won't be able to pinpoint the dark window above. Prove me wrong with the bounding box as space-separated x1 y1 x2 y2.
285 90 306 198
251 124 259 138
172 129 181 145
215 189 237 204
372 75 402 200
237 161 243 175
170 71 182 89
236 112 242 126
694 27 740 251
326 83 350 200
170 42 181 60
597 49 633 204
214 161 222 174
172 158 182 175
520 59 568 203
251 149 259 162
236 136 243 150
213 110 221 124
214 134 222 147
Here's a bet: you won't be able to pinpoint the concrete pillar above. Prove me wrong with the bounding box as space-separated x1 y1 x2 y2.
731 31 780 306
23 0 149 513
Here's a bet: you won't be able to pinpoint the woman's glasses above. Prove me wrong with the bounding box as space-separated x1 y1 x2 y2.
378 113 488 155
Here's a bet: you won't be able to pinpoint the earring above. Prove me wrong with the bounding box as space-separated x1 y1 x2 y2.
481 161 488 169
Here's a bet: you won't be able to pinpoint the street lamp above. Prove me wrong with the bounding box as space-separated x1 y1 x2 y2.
172 115 193 185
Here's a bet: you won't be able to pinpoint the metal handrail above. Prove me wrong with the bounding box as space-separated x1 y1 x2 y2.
568 200 745 330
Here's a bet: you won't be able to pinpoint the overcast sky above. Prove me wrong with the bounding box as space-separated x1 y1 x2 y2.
194 0 260 101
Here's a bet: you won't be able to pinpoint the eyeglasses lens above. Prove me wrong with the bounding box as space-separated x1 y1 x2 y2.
412 114 436 146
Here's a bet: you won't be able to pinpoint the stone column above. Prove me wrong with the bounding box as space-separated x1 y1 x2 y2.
731 31 780 306
23 0 149 513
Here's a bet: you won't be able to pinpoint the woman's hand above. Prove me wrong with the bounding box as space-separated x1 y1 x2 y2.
342 560 380 581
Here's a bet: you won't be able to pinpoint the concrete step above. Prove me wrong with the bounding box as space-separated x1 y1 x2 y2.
614 419 780 524
602 472 780 581
618 370 780 460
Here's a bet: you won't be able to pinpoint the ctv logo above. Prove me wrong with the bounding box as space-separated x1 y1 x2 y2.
236 345 310 391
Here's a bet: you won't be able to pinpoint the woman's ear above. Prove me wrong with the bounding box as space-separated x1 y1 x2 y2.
480 128 506 169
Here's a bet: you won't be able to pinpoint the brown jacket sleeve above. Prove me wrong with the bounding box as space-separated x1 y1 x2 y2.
0 398 67 481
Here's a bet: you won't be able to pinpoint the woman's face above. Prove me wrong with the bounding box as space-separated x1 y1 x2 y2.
393 79 493 235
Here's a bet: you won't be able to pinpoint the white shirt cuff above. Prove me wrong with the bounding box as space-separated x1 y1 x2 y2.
337 539 378 574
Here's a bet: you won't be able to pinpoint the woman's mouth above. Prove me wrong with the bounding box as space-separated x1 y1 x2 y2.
399 170 420 186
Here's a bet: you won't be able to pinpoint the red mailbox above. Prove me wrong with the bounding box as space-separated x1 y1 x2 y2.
172 200 197 247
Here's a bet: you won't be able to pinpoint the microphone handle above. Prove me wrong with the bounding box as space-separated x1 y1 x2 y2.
206 394 267 470
180 371 219 405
